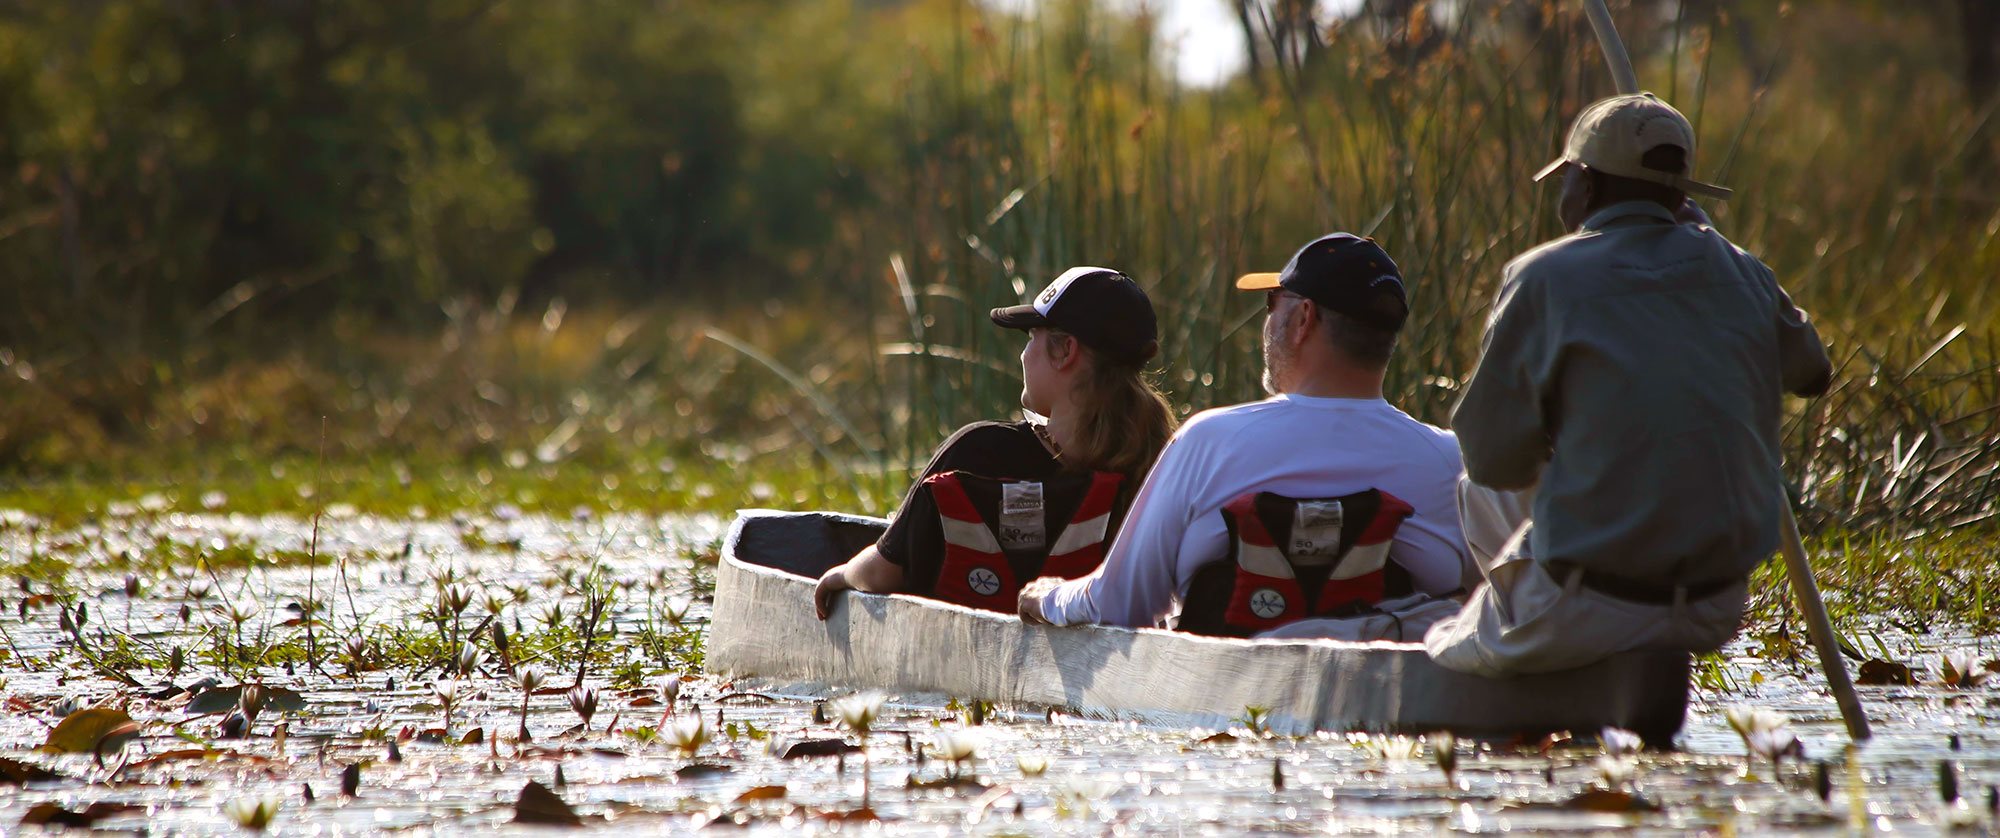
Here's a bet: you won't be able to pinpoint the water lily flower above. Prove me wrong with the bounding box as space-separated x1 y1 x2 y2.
1747 727 1803 765
224 796 281 831
1597 754 1637 789
1428 731 1457 781
1600 726 1644 756
1724 706 1789 740
455 642 481 677
1353 733 1422 762
662 597 692 627
1941 650 1988 689
832 692 885 738
665 715 709 757
1016 755 1050 777
1054 775 1122 819
928 729 986 777
567 685 599 730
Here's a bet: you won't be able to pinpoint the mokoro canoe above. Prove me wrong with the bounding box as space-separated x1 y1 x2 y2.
707 509 1692 741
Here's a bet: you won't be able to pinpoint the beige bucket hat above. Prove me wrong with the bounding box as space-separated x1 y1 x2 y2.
1533 92 1733 200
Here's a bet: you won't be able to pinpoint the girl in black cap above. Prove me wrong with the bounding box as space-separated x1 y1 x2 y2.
813 267 1176 618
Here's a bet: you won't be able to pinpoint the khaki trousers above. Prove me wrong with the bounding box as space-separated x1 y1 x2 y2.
1423 476 1748 677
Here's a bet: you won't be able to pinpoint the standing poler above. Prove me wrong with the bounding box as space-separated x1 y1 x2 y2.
1425 93 1834 676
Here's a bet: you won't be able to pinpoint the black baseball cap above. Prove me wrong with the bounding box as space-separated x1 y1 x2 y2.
990 266 1159 366
1234 234 1408 331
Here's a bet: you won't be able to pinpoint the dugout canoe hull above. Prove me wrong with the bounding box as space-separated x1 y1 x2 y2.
707 509 1691 740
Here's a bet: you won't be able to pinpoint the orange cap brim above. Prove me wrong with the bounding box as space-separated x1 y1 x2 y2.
1234 272 1283 291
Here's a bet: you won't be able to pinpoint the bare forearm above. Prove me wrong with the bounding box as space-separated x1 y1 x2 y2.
838 545 904 592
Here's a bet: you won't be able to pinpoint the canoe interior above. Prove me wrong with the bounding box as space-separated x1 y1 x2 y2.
710 509 1691 743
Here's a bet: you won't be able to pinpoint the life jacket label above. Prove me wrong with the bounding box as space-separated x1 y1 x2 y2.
998 481 1046 551
1289 499 1344 561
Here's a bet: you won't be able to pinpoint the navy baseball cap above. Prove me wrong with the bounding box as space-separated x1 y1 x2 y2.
991 266 1160 366
1234 234 1409 331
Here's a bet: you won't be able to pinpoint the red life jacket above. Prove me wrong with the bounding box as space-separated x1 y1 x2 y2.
924 470 1124 612
1177 489 1416 637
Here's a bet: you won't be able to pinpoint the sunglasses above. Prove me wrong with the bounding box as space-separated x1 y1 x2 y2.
1265 289 1307 312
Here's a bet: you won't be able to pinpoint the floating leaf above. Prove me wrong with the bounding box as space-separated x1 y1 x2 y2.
43 708 132 754
776 738 859 760
186 685 306 716
1856 659 1916 686
675 762 733 779
1562 789 1660 812
21 802 139 827
0 756 61 784
513 780 582 827
733 785 786 804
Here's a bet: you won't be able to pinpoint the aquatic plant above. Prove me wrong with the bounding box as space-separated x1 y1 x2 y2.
223 796 280 832
516 667 545 743
434 680 461 735
567 684 598 732
664 715 709 758
1941 650 1988 689
832 692 885 810
1016 754 1049 777
927 729 985 780
1600 726 1645 756
1428 731 1456 785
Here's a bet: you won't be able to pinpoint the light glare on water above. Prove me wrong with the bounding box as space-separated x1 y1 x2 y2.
0 509 1992 835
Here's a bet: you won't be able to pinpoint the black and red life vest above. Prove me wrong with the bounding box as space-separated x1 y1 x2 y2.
1176 489 1416 637
924 470 1124 612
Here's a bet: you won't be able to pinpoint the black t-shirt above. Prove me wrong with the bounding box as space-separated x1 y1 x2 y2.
876 420 1064 595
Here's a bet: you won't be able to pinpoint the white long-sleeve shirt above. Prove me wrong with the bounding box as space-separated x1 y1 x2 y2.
1035 394 1469 627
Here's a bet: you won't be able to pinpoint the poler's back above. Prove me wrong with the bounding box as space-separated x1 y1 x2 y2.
1456 201 1830 587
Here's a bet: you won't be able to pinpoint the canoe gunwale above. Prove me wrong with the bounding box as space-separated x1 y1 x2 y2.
708 509 1690 740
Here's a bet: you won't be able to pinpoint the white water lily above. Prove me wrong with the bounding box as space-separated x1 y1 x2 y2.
661 597 692 627
1941 650 1988 689
1016 754 1050 777
832 692 885 737
1747 726 1803 764
1600 726 1645 756
1352 733 1422 762
928 729 986 778
1054 774 1122 819
1725 706 1789 740
224 795 281 831
1597 754 1637 789
665 715 709 757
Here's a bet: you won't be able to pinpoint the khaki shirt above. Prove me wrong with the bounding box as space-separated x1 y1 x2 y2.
1453 201 1831 586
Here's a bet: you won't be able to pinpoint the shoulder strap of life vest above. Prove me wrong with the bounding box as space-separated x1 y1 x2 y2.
922 470 1124 613
1039 471 1124 577
1181 489 1415 636
924 471 1020 612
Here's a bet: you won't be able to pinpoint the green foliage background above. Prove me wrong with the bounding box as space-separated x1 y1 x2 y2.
1 0 1996 544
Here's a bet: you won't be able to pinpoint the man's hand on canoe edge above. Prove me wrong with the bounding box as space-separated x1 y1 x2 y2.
814 567 852 621
1017 576 1065 625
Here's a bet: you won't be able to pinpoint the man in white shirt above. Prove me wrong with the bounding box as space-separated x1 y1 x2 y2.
1018 234 1469 630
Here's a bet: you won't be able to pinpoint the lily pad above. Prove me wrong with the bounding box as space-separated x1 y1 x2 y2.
43 708 132 754
187 686 307 716
513 779 582 826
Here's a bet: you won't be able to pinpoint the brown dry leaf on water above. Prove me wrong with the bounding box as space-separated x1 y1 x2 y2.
1508 789 1660 813
0 756 61 784
775 738 859 759
42 708 131 754
513 780 584 826
21 801 141 827
732 785 786 804
1856 659 1916 686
